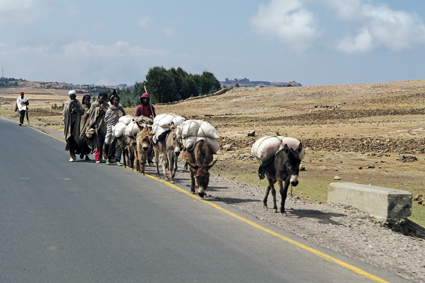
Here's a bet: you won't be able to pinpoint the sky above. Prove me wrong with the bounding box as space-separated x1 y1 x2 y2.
1 0 425 86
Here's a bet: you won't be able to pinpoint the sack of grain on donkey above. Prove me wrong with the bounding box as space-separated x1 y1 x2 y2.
124 120 140 137
118 115 133 125
113 121 127 138
152 113 185 143
251 136 304 162
176 120 219 152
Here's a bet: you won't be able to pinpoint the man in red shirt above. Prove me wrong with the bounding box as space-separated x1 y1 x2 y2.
135 92 156 165
135 92 156 118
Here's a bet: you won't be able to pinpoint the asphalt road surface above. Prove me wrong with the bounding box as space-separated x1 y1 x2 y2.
0 118 411 283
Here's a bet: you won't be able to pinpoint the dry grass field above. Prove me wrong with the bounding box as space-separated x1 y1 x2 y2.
2 81 425 226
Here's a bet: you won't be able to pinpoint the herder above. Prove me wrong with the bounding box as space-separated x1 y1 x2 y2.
16 92 29 126
87 92 109 163
63 90 84 162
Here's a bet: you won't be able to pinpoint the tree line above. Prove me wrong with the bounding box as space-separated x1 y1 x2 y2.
117 67 221 107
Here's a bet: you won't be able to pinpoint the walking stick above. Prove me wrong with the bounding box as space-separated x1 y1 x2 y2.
26 105 30 126
144 83 156 118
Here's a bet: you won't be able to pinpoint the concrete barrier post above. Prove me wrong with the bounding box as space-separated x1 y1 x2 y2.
328 182 412 221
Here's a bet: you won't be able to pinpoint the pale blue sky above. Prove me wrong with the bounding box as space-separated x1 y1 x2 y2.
1 0 425 86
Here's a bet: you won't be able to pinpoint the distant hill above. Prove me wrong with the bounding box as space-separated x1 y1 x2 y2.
0 77 124 94
220 78 302 88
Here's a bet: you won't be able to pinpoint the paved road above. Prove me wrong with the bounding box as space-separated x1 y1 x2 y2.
0 118 411 283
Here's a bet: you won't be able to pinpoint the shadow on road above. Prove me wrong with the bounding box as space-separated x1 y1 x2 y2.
289 209 346 226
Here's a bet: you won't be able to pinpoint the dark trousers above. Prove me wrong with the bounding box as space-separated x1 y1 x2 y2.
104 139 117 161
19 110 26 124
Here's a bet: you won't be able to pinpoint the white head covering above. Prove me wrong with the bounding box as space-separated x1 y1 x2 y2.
68 90 77 96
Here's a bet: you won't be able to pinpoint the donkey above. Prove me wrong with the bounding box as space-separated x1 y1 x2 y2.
117 135 135 169
151 124 182 183
135 125 152 174
260 143 303 216
182 139 217 198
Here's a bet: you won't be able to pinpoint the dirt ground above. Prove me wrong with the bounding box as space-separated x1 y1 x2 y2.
2 80 425 282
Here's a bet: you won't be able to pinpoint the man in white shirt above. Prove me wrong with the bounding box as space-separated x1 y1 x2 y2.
16 92 29 126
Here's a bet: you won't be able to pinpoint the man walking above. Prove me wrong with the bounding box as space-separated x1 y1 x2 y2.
16 92 29 126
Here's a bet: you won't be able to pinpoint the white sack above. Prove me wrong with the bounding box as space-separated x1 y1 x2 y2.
177 120 219 152
152 113 185 143
119 115 133 125
124 120 140 137
181 137 220 153
113 121 127 138
177 120 218 139
251 136 304 162
153 113 185 128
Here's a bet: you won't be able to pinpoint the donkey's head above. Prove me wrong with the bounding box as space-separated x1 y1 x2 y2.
137 126 152 152
169 123 183 156
282 143 303 187
186 159 217 198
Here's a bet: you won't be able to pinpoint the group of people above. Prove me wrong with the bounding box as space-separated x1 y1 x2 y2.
62 89 156 164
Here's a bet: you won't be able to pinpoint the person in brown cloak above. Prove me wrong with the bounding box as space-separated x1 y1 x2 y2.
87 91 109 163
63 90 84 162
78 94 92 160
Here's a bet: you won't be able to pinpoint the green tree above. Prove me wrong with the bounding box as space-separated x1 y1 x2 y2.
145 66 176 103
199 71 221 95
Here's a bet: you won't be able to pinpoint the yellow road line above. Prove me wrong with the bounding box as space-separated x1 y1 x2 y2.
144 175 389 283
29 125 388 283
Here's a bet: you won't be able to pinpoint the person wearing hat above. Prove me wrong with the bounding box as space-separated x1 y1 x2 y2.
87 91 109 163
16 91 29 126
135 92 156 119
63 90 84 162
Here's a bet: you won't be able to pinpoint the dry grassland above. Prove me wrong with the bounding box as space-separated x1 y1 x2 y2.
1 81 425 226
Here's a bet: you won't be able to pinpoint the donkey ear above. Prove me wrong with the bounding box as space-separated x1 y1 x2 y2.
186 161 198 169
283 144 290 153
207 159 217 169
297 142 303 153
135 123 144 131
169 122 175 130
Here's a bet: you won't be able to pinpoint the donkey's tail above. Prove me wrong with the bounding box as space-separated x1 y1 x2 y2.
258 166 265 180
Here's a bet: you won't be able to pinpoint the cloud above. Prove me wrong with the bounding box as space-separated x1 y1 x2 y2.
323 0 425 53
0 43 7 47
250 0 425 54
136 17 151 29
250 0 321 51
19 44 55 53
61 41 169 58
0 0 61 26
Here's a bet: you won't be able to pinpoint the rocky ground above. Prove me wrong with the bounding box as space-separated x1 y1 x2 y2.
3 115 423 283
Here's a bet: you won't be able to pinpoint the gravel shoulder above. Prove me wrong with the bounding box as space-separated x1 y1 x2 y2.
3 115 424 283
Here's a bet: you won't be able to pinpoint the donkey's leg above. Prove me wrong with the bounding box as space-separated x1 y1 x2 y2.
129 148 134 169
263 186 271 210
167 152 175 183
263 178 273 209
279 179 290 216
171 154 178 180
154 147 161 178
135 148 140 173
271 186 278 213
139 152 146 174
189 170 196 194
161 153 169 180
